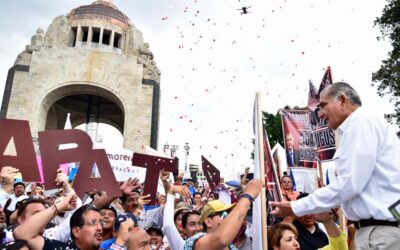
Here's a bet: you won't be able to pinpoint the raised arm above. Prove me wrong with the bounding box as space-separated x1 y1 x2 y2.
93 177 141 209
13 194 77 249
163 184 191 250
195 179 263 250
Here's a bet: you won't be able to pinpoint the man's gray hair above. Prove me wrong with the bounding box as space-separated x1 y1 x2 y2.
324 82 362 106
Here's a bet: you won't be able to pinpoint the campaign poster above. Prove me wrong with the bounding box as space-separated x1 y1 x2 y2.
281 109 318 169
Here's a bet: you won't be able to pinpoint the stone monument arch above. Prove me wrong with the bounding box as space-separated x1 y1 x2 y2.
1 0 161 150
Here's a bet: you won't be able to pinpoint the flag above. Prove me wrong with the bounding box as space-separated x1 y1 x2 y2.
318 66 332 96
289 168 297 191
326 169 330 185
308 80 319 111
59 113 78 180
64 113 72 129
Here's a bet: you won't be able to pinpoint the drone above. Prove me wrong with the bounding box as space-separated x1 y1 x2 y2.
238 6 251 15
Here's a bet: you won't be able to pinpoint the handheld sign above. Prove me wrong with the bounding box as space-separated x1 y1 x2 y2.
201 156 220 191
132 153 177 205
39 129 120 198
0 119 40 182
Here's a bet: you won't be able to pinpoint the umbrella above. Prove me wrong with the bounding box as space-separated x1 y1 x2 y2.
225 180 241 188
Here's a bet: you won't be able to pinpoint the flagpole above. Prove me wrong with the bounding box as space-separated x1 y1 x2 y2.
269 142 283 201
255 92 268 250
317 160 325 187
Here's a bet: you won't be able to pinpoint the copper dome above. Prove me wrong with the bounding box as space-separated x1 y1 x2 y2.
67 0 132 28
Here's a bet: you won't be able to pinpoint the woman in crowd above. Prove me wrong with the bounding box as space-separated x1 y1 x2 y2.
268 222 300 250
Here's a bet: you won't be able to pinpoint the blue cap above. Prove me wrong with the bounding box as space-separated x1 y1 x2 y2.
115 212 137 231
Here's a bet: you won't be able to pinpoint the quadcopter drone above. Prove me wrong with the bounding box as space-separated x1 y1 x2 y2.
238 6 251 15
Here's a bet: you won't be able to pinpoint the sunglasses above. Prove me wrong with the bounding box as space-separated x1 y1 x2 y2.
208 211 228 219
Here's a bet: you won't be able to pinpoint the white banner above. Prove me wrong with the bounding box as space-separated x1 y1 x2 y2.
93 142 146 182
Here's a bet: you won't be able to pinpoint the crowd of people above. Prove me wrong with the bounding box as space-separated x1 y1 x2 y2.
0 164 351 250
0 82 398 250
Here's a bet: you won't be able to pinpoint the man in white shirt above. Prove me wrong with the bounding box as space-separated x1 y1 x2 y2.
271 82 400 249
6 182 28 212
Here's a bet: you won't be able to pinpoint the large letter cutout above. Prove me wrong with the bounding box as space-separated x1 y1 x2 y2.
132 153 177 205
39 129 120 198
201 156 220 191
0 119 40 182
72 149 120 198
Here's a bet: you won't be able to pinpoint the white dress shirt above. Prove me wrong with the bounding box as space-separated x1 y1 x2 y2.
292 107 400 221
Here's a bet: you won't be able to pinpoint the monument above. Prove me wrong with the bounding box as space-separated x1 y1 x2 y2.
1 0 161 151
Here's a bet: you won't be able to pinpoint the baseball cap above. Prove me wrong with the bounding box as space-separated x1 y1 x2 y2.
115 212 137 231
145 222 164 237
13 182 25 189
200 200 235 223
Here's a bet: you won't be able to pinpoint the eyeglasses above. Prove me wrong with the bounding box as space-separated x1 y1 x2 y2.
85 219 105 227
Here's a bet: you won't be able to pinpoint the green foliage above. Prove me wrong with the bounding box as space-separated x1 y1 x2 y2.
372 0 400 126
262 111 284 147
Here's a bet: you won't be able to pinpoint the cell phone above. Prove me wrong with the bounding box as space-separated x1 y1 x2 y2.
388 199 400 221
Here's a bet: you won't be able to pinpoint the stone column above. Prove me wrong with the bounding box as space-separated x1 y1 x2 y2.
99 27 104 46
88 26 93 46
110 30 115 47
75 25 82 46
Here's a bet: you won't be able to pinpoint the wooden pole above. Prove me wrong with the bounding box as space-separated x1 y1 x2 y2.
318 160 325 188
255 92 268 250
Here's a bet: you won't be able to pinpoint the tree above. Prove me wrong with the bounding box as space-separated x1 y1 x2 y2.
372 0 400 126
262 111 283 147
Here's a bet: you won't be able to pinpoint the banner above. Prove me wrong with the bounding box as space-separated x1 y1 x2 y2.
308 66 336 161
93 142 146 182
281 109 318 168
